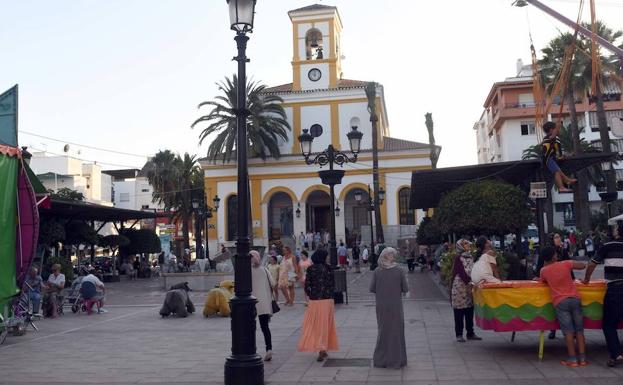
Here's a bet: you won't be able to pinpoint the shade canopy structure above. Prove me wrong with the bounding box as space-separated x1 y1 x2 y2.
608 213 623 225
410 152 618 210
39 199 171 223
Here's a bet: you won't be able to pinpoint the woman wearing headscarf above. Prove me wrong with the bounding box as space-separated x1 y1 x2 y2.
452 239 482 343
370 247 409 369
297 249 339 362
251 250 276 361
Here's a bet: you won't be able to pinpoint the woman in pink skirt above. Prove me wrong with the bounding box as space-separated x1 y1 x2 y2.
297 249 339 361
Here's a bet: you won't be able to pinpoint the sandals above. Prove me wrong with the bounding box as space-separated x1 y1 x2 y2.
560 360 579 367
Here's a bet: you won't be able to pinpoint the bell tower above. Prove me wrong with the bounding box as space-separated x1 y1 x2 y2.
288 5 343 91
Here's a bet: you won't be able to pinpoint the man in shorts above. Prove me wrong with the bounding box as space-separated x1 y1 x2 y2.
539 246 587 366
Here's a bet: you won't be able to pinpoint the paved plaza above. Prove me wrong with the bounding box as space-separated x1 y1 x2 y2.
1 266 621 385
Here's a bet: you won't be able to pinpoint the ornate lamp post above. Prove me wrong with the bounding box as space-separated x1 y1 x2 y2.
223 1 263 385
354 185 385 269
298 126 362 302
192 194 220 263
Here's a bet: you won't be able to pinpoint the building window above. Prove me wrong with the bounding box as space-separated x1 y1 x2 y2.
227 195 238 242
141 188 149 193
120 193 130 202
398 188 415 225
520 122 536 136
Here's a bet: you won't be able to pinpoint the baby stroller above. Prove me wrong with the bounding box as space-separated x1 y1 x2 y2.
64 277 86 314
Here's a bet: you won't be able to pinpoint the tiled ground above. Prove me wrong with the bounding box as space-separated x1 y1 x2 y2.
0 266 620 384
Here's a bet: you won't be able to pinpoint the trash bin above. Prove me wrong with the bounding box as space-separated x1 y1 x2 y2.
333 269 348 304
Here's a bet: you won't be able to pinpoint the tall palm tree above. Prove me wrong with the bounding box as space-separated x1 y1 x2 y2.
579 21 623 199
147 150 203 250
365 82 384 245
539 32 592 231
192 75 291 163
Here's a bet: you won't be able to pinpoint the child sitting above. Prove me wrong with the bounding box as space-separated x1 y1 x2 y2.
538 246 587 366
541 121 576 192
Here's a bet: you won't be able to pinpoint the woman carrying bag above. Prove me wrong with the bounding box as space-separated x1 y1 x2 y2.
251 250 277 361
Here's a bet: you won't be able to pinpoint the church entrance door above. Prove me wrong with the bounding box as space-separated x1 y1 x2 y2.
305 190 331 235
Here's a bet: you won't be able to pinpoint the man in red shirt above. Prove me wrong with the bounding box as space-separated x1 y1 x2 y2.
539 246 587 367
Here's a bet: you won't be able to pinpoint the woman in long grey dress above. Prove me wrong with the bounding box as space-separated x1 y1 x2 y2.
370 247 409 368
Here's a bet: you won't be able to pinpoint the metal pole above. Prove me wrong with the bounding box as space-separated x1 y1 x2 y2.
195 213 203 260
224 32 263 385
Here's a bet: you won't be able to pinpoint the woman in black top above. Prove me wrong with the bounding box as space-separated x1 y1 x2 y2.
297 249 339 361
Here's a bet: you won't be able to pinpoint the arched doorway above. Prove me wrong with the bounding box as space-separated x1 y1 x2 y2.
267 192 294 242
344 188 370 246
306 190 331 234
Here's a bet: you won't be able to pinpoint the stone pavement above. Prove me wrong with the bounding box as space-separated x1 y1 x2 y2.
0 266 621 384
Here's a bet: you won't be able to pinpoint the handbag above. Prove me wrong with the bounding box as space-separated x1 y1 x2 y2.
264 268 280 314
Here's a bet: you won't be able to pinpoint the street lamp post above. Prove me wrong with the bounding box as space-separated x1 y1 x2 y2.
298 126 363 301
192 195 220 264
354 185 385 270
223 1 263 385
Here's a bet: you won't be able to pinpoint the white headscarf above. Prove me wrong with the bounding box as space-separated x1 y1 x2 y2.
378 247 398 269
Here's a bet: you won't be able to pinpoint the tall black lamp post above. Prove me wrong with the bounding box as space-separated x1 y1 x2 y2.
354 185 385 269
223 1 262 385
298 126 363 301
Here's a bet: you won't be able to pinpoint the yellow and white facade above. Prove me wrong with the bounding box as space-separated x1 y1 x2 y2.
201 5 439 254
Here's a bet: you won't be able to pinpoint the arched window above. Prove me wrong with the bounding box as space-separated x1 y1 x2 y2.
226 195 237 241
305 28 324 60
398 188 415 225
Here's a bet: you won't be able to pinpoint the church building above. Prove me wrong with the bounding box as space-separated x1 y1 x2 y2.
201 4 439 254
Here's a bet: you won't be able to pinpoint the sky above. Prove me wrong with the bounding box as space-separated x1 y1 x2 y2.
2 0 622 170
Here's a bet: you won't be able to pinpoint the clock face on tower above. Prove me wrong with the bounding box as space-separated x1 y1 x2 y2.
308 68 322 82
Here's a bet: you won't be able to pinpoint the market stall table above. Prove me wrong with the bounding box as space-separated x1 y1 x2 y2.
474 280 623 360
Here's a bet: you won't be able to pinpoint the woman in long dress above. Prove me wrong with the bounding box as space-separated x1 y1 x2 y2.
250 250 275 361
297 249 339 362
370 247 409 369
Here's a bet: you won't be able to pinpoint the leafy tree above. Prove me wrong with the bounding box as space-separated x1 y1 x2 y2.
99 235 130 256
192 75 291 163
38 219 65 250
64 221 98 246
120 229 161 257
435 180 531 236
146 151 203 249
50 187 84 201
416 217 443 245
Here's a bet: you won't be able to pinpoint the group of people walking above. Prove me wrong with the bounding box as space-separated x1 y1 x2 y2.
250 245 411 368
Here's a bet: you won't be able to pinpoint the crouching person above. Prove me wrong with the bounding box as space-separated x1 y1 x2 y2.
538 246 587 366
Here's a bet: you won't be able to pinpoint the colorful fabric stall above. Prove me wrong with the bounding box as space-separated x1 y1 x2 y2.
474 280 623 332
0 86 19 310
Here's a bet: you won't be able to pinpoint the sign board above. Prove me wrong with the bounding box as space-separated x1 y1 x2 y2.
529 182 547 199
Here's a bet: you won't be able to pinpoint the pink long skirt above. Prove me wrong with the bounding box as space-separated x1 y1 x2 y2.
297 299 339 352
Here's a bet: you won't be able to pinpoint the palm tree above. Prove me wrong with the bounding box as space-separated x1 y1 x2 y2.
539 32 592 231
192 75 291 163
523 124 604 231
147 150 203 250
579 21 623 198
365 82 384 245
